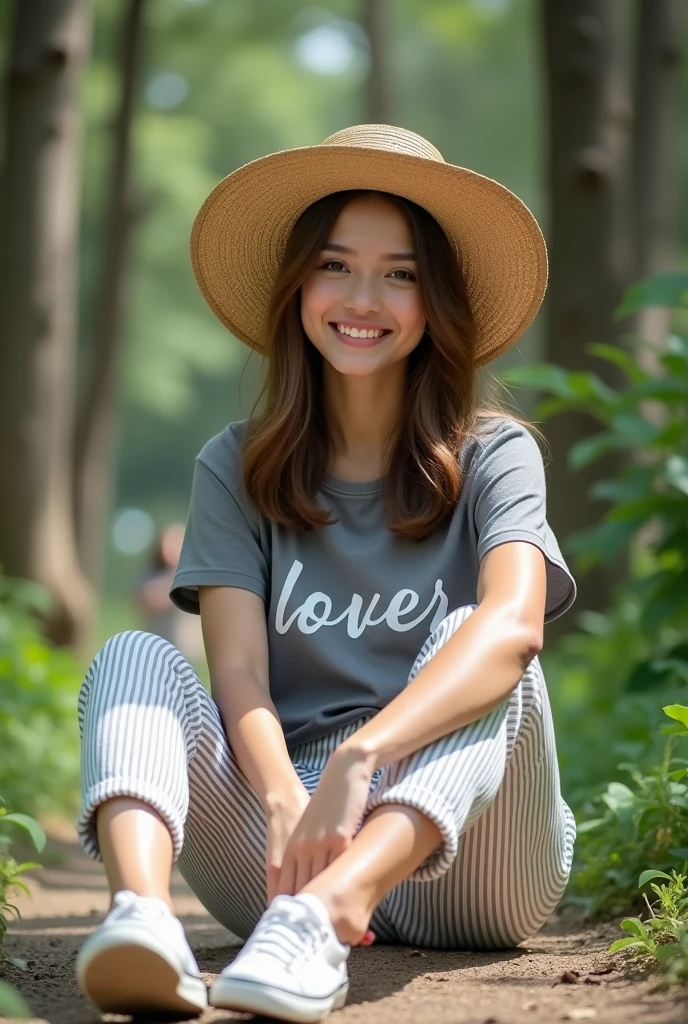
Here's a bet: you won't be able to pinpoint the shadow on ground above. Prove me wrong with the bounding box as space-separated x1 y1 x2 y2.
2 825 686 1024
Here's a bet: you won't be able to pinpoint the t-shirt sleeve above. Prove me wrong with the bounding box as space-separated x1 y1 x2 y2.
169 454 269 615
469 421 576 622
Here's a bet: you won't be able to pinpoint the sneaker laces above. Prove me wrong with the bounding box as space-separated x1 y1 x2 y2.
244 903 326 970
108 890 171 926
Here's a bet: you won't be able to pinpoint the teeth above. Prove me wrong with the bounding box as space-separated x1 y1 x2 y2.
336 324 384 339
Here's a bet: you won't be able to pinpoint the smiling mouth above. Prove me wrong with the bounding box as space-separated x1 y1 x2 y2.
329 322 392 340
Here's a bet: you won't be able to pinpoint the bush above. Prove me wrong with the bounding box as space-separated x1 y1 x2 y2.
0 573 82 817
501 273 688 932
566 704 688 918
0 802 46 1019
541 591 685 810
502 271 688 694
610 869 688 988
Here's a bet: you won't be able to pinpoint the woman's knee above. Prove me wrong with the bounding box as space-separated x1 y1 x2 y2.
79 629 189 717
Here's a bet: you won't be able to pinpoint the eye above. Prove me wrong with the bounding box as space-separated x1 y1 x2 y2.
319 259 348 272
388 268 416 281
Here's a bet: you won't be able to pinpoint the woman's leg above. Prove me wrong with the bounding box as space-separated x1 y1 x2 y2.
77 629 272 935
301 605 576 949
96 798 174 907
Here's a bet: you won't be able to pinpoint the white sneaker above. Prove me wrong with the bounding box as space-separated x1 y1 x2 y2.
76 889 208 1016
209 892 350 1022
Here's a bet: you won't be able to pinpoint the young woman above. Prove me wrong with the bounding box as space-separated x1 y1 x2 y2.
74 124 577 1023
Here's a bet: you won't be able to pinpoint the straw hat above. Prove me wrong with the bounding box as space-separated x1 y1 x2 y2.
190 124 548 367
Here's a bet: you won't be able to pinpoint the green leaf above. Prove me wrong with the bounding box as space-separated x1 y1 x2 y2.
626 659 673 693
663 704 688 729
585 343 648 384
590 468 654 504
609 936 646 953
0 814 46 853
641 577 688 633
569 433 620 470
609 412 658 446
638 869 674 887
620 917 650 939
499 363 579 397
661 723 688 736
629 377 688 402
566 371 616 405
615 272 688 318
602 781 636 812
665 456 688 496
0 981 30 1019
565 519 639 568
531 396 574 420
576 817 607 834
659 353 688 378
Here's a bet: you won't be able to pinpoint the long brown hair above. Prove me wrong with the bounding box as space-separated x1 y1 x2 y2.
242 189 535 541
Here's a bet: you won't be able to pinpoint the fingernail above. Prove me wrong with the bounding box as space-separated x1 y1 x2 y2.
360 929 376 946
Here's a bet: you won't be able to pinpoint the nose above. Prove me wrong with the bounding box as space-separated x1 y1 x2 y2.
343 272 382 315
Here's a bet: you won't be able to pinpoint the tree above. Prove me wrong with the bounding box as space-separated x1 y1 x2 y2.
631 0 685 358
541 1 634 623
0 0 92 648
362 0 392 123
541 1 686 627
73 0 147 589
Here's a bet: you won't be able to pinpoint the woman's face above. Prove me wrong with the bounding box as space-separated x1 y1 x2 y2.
300 193 426 376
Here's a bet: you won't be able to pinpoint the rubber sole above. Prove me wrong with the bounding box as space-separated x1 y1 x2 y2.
209 975 348 1023
76 935 207 1016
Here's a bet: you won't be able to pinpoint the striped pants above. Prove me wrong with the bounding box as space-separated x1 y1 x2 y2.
77 605 576 951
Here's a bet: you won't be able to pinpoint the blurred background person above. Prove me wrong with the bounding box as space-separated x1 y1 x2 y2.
135 523 205 667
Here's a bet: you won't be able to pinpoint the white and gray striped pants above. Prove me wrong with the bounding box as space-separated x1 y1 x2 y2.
77 604 576 951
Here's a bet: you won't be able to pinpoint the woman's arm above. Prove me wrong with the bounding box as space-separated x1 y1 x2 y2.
334 540 548 772
198 585 306 814
273 540 547 895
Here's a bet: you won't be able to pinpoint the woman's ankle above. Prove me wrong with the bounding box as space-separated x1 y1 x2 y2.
300 882 375 945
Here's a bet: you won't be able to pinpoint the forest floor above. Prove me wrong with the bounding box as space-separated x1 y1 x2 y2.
2 821 687 1024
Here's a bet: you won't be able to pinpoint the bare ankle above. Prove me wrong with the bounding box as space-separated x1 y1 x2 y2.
301 885 373 946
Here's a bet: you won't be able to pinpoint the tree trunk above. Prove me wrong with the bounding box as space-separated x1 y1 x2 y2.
73 0 147 589
540 1 633 630
363 0 391 123
0 0 92 648
631 0 685 361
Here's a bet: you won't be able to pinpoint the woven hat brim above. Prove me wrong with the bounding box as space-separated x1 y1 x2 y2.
190 145 548 367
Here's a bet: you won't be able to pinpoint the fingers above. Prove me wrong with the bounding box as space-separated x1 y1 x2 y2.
277 836 352 897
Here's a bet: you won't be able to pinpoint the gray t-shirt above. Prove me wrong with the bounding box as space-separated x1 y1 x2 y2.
170 416 576 748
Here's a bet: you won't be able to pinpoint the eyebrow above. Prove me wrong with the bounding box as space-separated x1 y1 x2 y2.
322 242 416 261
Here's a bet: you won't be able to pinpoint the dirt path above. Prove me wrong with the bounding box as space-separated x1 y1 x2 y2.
2 822 686 1024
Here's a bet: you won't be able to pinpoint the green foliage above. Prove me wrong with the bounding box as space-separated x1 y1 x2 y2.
566 704 688 918
541 593 681 810
0 982 29 1020
615 273 688 319
502 271 688 692
610 870 688 988
0 574 82 816
0 802 44 1019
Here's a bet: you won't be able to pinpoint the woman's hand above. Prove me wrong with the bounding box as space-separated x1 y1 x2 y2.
275 744 376 897
264 784 312 906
